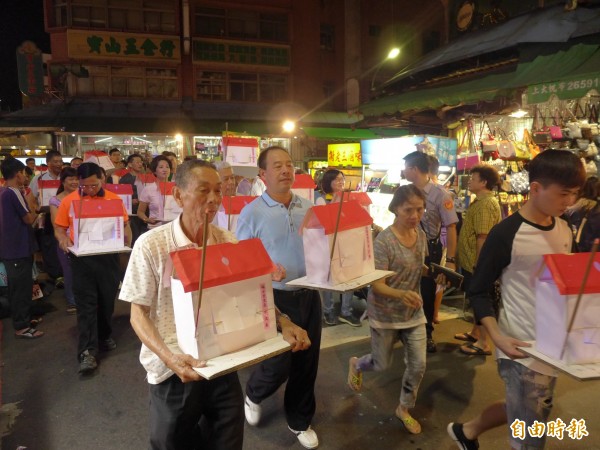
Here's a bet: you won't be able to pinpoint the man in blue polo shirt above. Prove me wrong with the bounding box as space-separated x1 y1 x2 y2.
0 158 44 339
236 146 321 449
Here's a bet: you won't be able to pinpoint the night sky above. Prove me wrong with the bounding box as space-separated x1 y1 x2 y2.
0 0 50 112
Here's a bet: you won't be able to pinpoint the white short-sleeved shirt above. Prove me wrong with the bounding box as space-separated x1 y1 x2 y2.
119 215 236 384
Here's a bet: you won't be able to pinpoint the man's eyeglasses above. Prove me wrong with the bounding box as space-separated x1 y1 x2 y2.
79 183 100 191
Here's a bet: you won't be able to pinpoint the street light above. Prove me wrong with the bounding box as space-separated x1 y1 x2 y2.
370 47 401 91
282 120 296 133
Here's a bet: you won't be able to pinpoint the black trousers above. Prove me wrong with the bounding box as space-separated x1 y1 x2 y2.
129 215 148 246
4 256 34 330
148 373 244 450
246 289 322 431
37 230 62 280
421 239 443 339
71 253 120 358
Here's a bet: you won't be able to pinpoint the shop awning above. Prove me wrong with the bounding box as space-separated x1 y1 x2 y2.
382 5 600 88
361 42 600 117
300 127 379 139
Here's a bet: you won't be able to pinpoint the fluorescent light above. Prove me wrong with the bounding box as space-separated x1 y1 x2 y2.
509 109 528 118
95 137 112 143
134 137 152 144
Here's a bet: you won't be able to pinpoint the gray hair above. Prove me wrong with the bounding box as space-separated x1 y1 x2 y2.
214 161 232 171
174 160 217 189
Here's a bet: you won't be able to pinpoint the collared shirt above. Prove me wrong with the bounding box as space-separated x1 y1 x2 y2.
139 182 167 229
119 217 236 384
457 192 501 273
236 191 311 291
419 181 458 239
0 187 35 259
30 171 60 199
54 189 129 241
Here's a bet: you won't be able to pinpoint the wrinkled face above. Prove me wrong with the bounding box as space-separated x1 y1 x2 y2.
330 173 345 193
219 166 236 196
79 174 102 196
110 151 122 164
531 182 579 218
154 160 171 180
47 155 63 175
128 156 144 173
174 167 222 224
260 149 294 195
63 176 79 193
393 195 425 228
468 172 486 193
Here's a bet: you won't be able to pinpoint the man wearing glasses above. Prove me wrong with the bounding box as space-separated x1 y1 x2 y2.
54 162 132 375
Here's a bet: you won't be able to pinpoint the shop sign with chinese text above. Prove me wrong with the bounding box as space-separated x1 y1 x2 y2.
16 41 44 97
327 143 361 167
67 30 180 62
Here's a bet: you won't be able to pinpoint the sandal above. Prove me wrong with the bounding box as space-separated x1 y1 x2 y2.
347 357 362 392
460 343 491 356
454 332 477 343
30 317 43 326
395 406 422 434
15 327 44 339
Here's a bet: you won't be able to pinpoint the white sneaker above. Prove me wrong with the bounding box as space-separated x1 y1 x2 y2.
244 396 261 426
288 425 319 449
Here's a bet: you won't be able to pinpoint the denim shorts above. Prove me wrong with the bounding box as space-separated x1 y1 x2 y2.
498 358 557 450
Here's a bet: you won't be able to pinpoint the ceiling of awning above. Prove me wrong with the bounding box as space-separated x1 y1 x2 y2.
301 127 378 139
361 41 600 117
381 5 600 90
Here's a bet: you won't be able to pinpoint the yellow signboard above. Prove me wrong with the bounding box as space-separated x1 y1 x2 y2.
67 30 180 62
327 143 362 167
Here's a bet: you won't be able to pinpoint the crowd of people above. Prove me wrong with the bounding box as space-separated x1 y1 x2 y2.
0 145 597 450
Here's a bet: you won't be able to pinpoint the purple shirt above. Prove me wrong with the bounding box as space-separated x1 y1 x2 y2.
0 187 35 259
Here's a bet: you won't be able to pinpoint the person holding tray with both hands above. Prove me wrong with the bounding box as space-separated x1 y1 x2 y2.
347 184 446 435
120 160 310 450
137 155 172 229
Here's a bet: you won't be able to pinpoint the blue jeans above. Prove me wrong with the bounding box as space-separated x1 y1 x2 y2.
356 324 427 408
321 290 353 316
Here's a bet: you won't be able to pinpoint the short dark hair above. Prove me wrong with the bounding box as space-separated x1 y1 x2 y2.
403 151 429 174
388 184 426 214
25 157 35 164
45 150 61 163
150 155 173 174
109 148 121 156
470 165 501 190
1 157 25 179
579 176 599 200
321 169 344 194
257 146 289 170
529 150 586 189
174 160 217 190
426 154 440 176
162 151 177 158
56 167 78 195
126 154 142 165
77 162 103 179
